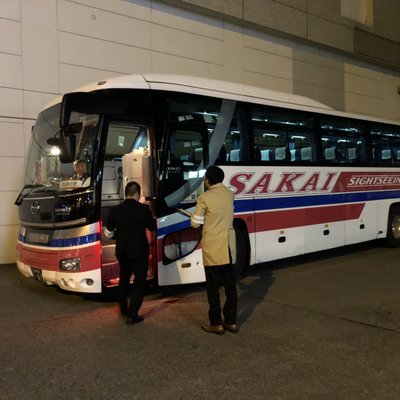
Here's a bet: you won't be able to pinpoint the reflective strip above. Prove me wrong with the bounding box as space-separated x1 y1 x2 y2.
191 214 204 225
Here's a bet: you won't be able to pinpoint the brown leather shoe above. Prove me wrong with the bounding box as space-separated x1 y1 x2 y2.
201 323 224 335
223 323 238 333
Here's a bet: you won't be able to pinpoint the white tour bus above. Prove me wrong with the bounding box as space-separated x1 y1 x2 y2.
15 74 400 292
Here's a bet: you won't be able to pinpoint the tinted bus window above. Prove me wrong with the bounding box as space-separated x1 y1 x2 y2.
320 115 367 163
251 105 314 162
371 124 400 165
224 107 249 163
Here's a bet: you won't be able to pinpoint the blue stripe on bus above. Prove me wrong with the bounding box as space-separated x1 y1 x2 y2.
158 189 400 237
49 233 100 247
20 233 101 248
235 190 400 213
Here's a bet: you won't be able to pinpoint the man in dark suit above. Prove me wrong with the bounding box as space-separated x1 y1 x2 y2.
105 181 156 325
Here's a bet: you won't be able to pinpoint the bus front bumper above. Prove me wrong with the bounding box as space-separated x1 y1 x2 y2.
17 260 102 293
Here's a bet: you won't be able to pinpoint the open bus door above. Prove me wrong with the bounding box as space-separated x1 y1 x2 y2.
122 149 157 280
157 122 210 286
100 121 155 287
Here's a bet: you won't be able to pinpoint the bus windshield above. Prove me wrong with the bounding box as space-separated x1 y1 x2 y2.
24 104 99 192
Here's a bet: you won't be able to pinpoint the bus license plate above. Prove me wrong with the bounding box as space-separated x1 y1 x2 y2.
27 232 49 244
31 267 44 282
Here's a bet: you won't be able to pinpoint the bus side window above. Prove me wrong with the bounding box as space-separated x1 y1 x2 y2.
324 146 338 162
372 146 389 163
253 146 261 161
382 149 392 160
320 115 368 164
260 149 271 161
371 123 400 166
222 107 249 163
275 146 289 161
251 104 314 163
216 146 227 163
229 149 241 162
347 147 357 161
300 147 312 161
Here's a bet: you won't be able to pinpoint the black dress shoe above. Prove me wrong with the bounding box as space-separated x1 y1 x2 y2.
223 323 238 333
126 315 144 325
201 323 224 335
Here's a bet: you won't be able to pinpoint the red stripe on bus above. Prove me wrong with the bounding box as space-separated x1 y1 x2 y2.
17 242 101 272
253 203 365 232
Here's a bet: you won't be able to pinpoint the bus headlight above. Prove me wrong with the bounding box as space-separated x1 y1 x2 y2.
59 258 81 271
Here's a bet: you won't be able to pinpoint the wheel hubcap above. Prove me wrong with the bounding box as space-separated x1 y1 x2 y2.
392 215 400 240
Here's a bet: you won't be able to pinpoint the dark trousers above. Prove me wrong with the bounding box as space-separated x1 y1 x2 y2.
117 255 148 318
204 264 238 326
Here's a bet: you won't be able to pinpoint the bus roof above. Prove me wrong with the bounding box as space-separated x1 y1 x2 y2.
42 74 400 126
81 73 333 111
45 74 331 112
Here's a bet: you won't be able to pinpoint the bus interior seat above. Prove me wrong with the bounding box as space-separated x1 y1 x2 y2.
275 146 288 161
347 148 357 161
396 150 400 160
324 147 337 161
261 149 271 161
301 147 311 161
230 149 241 162
193 147 203 163
382 149 392 160
290 149 296 161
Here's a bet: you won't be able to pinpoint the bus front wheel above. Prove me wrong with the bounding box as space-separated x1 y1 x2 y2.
386 205 400 247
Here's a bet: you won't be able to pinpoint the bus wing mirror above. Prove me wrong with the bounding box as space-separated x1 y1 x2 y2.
60 93 72 132
47 137 59 146
60 92 95 133
66 122 83 134
59 134 76 163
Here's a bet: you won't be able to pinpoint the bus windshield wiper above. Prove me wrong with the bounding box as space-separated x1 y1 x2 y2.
14 184 45 206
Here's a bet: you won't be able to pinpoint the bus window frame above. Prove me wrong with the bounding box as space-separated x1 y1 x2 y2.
158 121 209 213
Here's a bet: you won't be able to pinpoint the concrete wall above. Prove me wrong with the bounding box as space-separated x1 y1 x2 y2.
0 0 400 263
161 0 400 70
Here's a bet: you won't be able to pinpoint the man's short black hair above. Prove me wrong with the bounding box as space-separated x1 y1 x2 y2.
205 166 224 185
125 181 141 197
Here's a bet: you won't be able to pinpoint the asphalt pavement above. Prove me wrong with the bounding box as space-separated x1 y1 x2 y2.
1 240 400 400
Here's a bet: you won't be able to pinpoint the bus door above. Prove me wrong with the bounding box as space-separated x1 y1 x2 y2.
158 122 209 286
100 121 155 286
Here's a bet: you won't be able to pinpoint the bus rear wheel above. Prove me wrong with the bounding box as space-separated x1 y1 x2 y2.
386 205 400 247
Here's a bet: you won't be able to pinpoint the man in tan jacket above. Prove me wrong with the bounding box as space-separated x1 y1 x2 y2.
191 166 238 334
